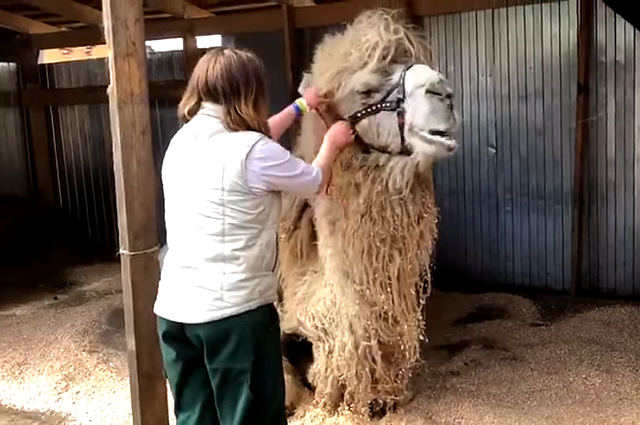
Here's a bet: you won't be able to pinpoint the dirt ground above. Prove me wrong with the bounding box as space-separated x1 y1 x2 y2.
1 261 640 425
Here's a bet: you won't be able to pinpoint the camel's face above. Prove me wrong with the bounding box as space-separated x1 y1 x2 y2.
338 63 459 160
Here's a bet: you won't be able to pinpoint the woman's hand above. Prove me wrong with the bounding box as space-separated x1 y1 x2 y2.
323 121 355 152
302 87 324 111
312 120 355 194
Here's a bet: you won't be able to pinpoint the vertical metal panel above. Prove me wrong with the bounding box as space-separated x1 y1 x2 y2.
583 0 640 296
147 50 186 82
425 0 578 292
223 32 288 115
150 96 180 247
0 62 29 197
296 25 346 74
43 51 185 253
223 31 291 146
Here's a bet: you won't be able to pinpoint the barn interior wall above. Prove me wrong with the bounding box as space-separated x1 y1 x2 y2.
583 0 640 297
430 0 640 298
43 51 184 255
20 0 639 297
0 62 29 198
41 34 290 254
222 31 292 147
427 0 579 293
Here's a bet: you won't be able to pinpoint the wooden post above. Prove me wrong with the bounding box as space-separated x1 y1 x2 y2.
405 0 422 27
570 0 594 297
282 0 298 100
18 37 55 204
101 0 169 424
183 29 200 75
282 0 299 149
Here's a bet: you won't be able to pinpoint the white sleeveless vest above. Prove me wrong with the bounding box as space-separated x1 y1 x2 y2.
153 102 281 324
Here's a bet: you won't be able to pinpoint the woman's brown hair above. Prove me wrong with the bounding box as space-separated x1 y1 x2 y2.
178 46 270 136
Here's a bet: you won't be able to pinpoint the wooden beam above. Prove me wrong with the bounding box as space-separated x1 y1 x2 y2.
293 1 366 28
18 40 55 205
185 2 213 18
183 31 200 74
102 0 169 423
4 81 186 108
570 0 594 297
281 1 298 148
410 0 550 16
18 39 56 204
21 0 103 26
31 7 282 50
146 0 185 17
0 9 63 34
31 0 552 50
206 1 279 13
145 0 212 18
282 2 297 99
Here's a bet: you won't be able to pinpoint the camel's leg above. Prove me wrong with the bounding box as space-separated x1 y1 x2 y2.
281 332 315 415
284 359 311 416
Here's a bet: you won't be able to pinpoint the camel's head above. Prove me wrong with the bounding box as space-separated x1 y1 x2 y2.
303 9 459 161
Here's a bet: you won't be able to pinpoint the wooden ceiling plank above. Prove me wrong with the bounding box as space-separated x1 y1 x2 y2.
31 0 553 49
145 0 212 18
0 8 63 33
185 2 213 18
31 6 280 49
21 0 103 26
145 0 185 17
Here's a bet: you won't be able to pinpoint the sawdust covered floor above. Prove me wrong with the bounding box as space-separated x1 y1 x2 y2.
0 261 134 425
1 262 640 424
292 292 640 425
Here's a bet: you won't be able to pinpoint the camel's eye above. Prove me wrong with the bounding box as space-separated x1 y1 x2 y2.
357 88 378 98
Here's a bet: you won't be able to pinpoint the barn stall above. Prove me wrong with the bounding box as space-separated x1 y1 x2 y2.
0 0 639 424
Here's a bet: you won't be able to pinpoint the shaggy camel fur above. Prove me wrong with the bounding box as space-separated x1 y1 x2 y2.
277 8 458 416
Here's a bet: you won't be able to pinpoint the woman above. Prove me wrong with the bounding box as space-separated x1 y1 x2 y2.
153 46 353 425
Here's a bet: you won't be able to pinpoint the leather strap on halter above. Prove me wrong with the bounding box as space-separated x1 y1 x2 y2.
313 63 415 157
346 63 414 156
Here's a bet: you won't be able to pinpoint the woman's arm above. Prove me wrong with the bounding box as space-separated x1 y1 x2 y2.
268 87 323 142
267 103 299 142
245 121 354 199
310 121 353 194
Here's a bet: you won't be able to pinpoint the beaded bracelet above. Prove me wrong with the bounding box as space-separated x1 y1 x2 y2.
292 97 309 118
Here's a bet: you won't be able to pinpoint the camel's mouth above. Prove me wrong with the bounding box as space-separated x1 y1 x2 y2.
421 129 458 152
427 129 449 137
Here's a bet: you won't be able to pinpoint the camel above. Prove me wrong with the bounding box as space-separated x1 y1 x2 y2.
276 8 459 418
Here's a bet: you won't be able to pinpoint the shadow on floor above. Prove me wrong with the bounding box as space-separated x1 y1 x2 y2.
0 404 69 425
0 196 114 310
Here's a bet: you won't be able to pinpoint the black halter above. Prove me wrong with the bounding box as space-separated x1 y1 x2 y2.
345 63 414 156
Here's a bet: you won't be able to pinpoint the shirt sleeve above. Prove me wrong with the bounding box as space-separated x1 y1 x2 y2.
245 137 322 198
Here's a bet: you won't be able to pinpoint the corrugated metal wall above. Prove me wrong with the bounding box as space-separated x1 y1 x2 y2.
583 0 640 296
43 51 185 253
45 59 115 253
0 62 29 197
224 32 288 116
426 1 579 292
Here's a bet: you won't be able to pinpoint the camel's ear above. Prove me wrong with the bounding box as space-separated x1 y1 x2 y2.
298 72 313 96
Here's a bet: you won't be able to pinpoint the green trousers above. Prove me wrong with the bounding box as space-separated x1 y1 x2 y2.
157 303 287 425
